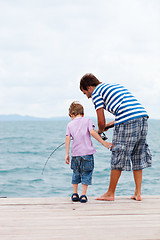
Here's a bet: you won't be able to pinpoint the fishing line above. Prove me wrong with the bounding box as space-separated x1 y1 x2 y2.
41 142 65 175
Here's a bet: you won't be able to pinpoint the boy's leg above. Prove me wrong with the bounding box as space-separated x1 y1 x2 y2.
81 154 94 200
73 184 78 194
71 184 80 201
96 169 121 201
79 184 88 202
131 169 142 201
82 184 88 196
71 156 81 198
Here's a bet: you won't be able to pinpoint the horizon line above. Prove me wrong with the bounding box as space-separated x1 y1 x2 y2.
0 114 159 121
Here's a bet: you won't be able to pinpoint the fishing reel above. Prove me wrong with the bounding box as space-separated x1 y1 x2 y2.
100 123 114 140
100 132 108 141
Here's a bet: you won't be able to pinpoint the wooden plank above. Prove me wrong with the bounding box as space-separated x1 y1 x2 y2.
0 196 160 240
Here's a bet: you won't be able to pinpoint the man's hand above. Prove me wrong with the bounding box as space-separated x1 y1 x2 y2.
104 120 115 131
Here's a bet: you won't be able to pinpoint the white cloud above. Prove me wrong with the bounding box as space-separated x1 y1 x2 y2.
0 0 159 119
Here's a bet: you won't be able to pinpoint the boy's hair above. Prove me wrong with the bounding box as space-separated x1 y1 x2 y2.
69 101 84 116
80 73 101 91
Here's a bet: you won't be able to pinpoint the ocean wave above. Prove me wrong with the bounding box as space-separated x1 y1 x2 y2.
5 150 43 155
0 137 25 141
0 166 39 174
29 178 44 183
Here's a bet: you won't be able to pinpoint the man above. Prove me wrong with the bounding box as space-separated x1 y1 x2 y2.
80 73 152 201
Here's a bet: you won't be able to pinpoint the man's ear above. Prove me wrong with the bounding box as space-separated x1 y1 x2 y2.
87 86 94 93
87 86 91 91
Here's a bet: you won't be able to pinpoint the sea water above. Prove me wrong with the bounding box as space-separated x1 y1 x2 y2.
0 119 159 198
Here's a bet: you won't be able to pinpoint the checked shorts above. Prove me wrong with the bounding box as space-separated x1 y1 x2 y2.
111 117 152 171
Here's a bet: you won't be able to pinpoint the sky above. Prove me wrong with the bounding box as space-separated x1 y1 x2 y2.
0 0 160 120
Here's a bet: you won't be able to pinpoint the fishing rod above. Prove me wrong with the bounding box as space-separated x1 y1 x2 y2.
104 124 115 131
41 125 114 175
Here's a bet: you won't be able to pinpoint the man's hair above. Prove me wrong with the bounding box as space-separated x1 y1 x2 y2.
80 73 101 91
69 101 84 116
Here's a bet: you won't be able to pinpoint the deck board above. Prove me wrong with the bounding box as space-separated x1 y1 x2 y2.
0 196 160 240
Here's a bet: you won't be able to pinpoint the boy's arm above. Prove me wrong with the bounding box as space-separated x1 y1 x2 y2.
65 135 71 164
90 129 113 150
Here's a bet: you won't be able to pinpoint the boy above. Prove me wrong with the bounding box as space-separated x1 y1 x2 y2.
80 73 152 201
65 101 113 203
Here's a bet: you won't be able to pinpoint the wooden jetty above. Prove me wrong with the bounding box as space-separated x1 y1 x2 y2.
0 196 160 240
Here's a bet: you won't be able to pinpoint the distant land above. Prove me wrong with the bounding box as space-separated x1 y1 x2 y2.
0 114 69 121
0 114 159 121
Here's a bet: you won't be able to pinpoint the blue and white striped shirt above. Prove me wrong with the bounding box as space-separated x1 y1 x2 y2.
92 83 148 125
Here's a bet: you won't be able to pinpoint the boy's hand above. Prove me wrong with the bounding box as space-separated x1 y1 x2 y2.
103 141 114 150
65 155 70 164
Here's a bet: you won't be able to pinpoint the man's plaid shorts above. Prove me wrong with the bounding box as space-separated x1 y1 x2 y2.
111 117 152 171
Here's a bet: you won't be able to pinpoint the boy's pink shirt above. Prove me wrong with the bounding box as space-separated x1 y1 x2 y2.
66 117 96 156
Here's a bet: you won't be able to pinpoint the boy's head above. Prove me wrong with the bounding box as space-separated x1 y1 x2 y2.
80 73 101 91
69 101 84 117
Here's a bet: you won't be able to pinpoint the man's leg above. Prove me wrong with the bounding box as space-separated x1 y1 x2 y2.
96 169 121 201
131 169 142 201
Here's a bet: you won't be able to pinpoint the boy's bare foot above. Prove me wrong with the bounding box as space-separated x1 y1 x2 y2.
96 193 114 201
131 194 142 201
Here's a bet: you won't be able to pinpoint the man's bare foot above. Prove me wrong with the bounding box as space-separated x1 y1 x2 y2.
96 193 114 201
131 194 142 201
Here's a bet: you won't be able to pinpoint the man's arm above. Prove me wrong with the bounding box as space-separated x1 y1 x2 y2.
104 120 115 131
96 108 106 134
96 108 115 134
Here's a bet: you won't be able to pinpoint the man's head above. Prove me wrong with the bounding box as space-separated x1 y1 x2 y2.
80 73 101 98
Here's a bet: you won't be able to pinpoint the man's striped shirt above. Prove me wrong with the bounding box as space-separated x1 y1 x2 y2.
92 83 148 125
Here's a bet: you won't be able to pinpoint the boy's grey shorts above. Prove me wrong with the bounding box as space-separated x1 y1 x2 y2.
111 117 152 171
